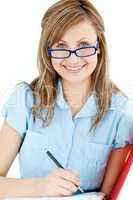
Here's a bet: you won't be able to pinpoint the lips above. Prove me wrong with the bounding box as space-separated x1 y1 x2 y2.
63 64 86 72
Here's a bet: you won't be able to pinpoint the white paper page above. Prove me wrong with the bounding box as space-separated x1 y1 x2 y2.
5 192 105 200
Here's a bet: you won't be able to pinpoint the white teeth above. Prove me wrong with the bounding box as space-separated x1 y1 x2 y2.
64 66 84 71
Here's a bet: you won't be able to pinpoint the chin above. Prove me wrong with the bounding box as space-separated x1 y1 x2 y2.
61 76 91 84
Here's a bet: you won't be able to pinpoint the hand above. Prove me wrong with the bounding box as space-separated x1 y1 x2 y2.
37 168 81 197
101 192 108 200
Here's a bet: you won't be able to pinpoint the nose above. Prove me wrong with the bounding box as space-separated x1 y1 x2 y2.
66 51 82 65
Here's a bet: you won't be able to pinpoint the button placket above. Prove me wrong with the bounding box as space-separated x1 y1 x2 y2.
64 109 76 168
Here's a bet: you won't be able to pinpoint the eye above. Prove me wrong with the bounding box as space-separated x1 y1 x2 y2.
79 42 90 47
56 43 66 48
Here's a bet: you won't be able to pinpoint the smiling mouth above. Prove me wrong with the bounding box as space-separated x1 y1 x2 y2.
63 64 86 72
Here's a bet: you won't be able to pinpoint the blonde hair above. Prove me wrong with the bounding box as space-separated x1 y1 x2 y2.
18 0 123 130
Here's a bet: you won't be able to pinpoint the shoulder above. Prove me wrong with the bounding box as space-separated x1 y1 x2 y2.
14 81 33 97
9 81 34 109
1 82 35 139
109 92 133 148
109 91 133 117
1 81 35 117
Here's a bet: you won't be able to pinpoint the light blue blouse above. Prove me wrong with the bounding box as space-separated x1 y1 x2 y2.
1 79 133 191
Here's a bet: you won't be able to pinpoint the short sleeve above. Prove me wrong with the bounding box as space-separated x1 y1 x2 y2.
1 83 34 139
112 99 133 149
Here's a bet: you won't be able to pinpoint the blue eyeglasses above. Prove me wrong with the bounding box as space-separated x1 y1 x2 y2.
48 41 99 59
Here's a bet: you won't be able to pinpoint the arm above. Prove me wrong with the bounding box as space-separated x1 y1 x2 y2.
100 145 130 198
0 120 43 198
0 121 80 198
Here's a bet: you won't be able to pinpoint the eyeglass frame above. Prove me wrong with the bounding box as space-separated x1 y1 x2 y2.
47 40 99 59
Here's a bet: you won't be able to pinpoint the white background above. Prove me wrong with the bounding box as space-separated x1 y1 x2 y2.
0 1 133 199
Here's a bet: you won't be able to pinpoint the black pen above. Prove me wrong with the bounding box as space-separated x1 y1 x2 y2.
44 148 84 193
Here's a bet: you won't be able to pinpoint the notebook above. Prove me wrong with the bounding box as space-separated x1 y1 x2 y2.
5 192 105 200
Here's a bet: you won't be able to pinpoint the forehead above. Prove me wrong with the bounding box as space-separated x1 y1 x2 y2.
60 19 97 43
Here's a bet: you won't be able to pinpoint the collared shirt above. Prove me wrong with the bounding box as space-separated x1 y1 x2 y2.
1 79 133 191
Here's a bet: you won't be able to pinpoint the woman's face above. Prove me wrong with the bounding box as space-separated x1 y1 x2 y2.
50 19 99 84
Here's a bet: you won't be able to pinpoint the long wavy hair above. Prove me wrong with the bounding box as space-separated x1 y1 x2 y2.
17 0 123 130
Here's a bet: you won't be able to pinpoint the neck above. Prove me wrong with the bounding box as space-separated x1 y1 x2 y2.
61 78 92 113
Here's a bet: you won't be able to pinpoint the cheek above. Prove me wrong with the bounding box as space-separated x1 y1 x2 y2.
86 56 98 73
51 59 61 72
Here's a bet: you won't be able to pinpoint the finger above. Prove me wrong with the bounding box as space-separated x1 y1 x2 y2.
56 168 81 186
57 185 74 197
65 170 81 186
57 177 78 193
70 169 80 177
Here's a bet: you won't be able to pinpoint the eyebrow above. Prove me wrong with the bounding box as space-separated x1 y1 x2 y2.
58 37 92 44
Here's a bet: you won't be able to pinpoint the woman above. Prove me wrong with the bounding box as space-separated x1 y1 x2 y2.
0 0 133 199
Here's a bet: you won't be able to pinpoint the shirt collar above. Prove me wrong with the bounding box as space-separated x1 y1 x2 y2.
55 78 98 118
